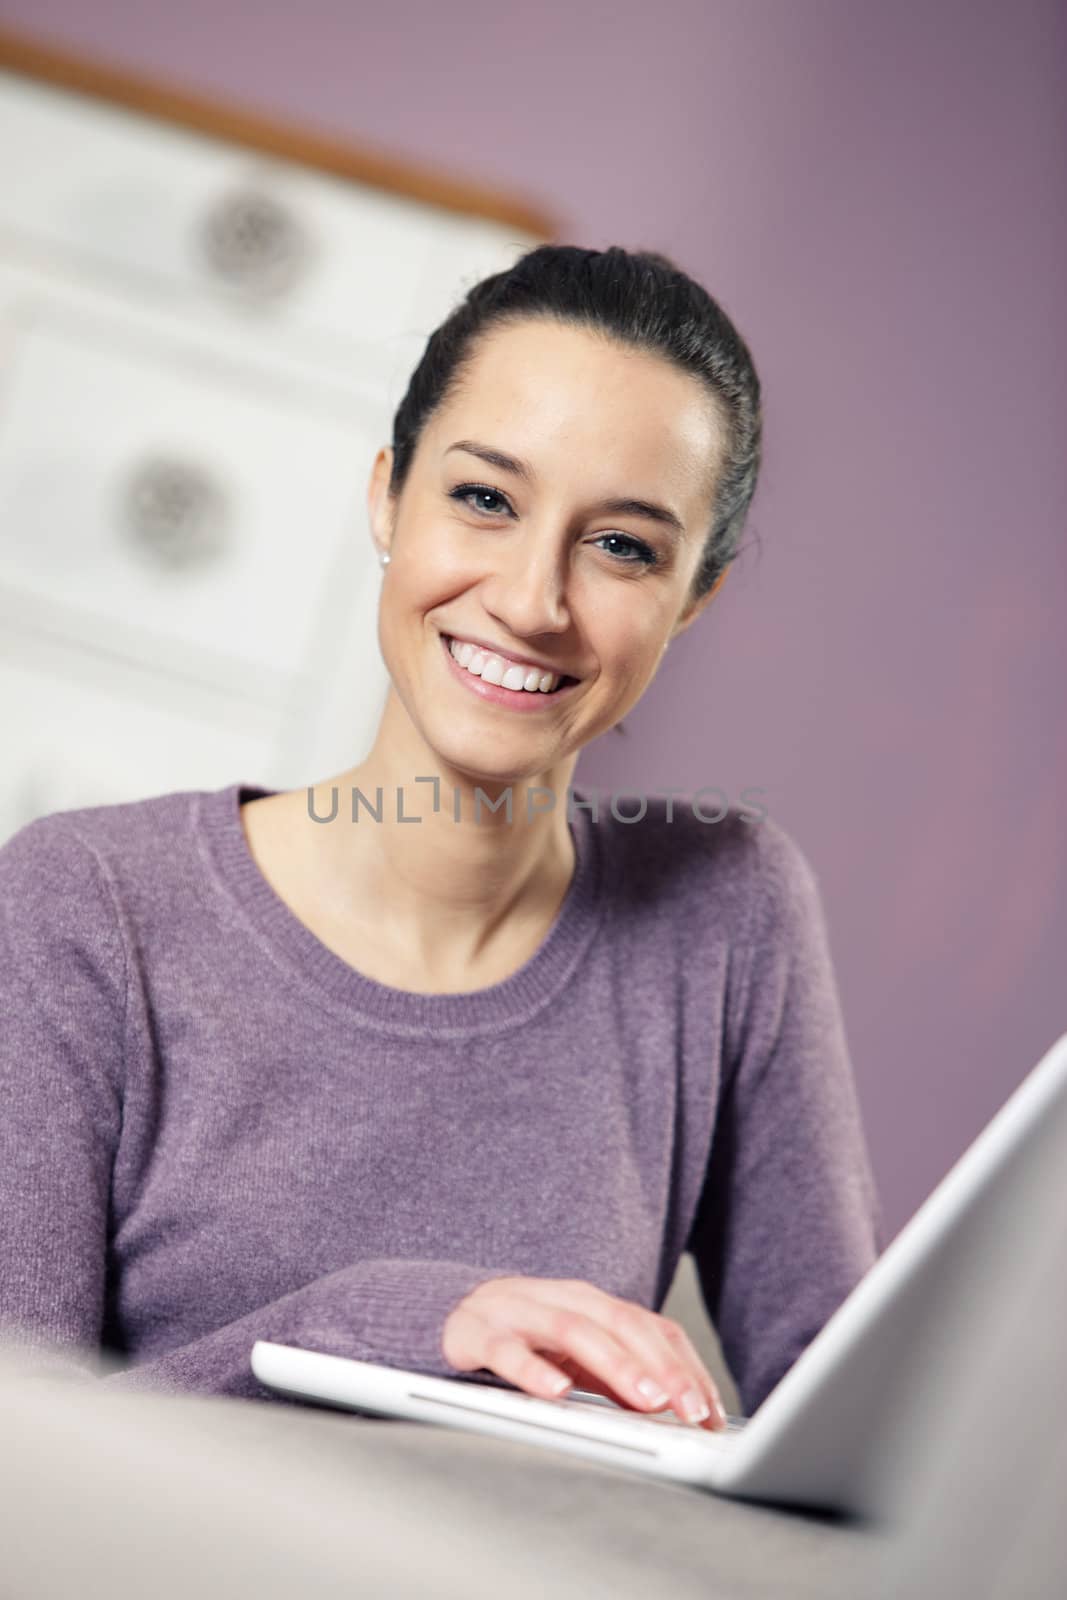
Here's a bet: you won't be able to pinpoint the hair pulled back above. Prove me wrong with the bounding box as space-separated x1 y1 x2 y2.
388 243 763 603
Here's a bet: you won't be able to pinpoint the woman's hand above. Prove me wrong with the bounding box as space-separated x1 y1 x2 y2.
441 1276 729 1430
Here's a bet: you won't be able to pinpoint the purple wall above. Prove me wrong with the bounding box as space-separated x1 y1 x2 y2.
4 0 1064 1240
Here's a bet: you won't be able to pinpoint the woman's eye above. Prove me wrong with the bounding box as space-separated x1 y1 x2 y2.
593 533 658 568
450 483 512 517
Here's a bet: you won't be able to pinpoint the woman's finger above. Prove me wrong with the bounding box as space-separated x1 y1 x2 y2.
656 1318 729 1429
444 1292 585 1395
446 1283 657 1404
594 1293 726 1428
481 1293 648 1403
443 1300 576 1395
446 1278 720 1423
552 1353 619 1399
513 1279 727 1429
479 1325 581 1397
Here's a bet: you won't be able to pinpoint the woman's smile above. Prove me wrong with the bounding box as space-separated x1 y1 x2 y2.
439 631 582 712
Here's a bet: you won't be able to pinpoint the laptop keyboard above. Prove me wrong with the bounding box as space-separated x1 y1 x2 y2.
450 1377 747 1435
547 1390 747 1433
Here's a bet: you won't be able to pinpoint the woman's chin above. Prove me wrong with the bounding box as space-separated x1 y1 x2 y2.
422 734 563 792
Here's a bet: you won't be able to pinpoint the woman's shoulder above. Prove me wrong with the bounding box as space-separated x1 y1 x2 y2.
583 790 824 965
589 790 816 906
0 782 229 911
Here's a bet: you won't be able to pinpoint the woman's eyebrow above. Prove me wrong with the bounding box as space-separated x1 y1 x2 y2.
444 439 686 540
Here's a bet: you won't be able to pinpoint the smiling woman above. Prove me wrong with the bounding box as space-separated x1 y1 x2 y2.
360 263 755 798
0 244 884 1433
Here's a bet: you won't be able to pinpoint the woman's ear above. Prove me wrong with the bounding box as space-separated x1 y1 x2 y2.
367 447 396 560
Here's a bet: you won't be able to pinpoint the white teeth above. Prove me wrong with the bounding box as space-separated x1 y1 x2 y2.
448 636 563 693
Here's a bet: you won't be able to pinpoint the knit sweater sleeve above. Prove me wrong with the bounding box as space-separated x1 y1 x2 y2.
0 817 505 1399
686 819 885 1419
101 1256 507 1399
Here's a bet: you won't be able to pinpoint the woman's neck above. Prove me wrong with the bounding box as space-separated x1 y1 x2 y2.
291 750 580 988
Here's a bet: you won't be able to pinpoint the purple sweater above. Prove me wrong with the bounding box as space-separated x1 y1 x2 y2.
0 781 884 1417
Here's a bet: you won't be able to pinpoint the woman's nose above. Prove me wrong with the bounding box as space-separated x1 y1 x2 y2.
480 546 571 638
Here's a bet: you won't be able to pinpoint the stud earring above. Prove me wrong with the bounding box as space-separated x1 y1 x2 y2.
379 551 391 568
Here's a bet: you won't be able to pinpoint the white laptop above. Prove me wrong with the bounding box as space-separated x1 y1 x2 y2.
253 1030 1067 1524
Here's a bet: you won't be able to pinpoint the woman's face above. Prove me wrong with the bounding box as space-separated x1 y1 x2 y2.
367 316 728 785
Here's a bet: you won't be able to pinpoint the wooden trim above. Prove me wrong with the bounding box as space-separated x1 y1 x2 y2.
0 25 559 239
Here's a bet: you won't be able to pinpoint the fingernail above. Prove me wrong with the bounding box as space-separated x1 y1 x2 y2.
681 1389 710 1424
636 1376 670 1405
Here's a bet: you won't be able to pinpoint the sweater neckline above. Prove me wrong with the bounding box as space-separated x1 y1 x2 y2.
197 779 605 1036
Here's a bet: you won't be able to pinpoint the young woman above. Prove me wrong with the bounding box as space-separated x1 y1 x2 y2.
0 245 883 1430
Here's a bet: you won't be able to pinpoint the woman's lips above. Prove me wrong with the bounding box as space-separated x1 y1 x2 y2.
440 633 579 711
